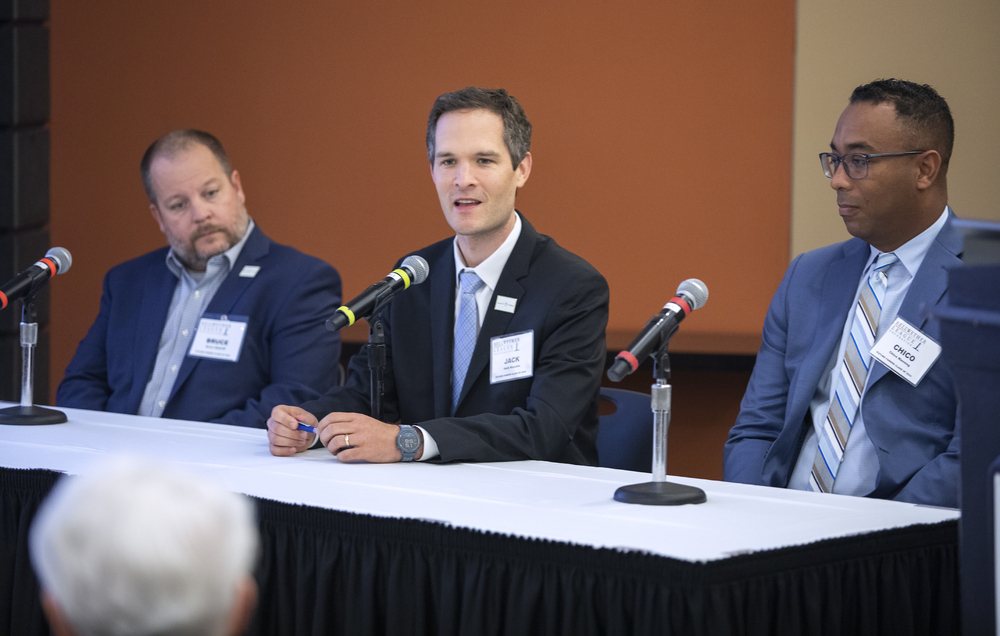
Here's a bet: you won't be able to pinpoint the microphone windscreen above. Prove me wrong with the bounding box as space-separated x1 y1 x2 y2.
401 255 430 285
45 247 73 274
676 279 708 310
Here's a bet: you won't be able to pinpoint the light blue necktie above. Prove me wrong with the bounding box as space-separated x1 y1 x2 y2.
452 271 485 415
810 252 898 493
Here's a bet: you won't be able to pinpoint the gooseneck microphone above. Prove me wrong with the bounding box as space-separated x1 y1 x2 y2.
326 255 430 331
607 278 708 382
0 247 73 310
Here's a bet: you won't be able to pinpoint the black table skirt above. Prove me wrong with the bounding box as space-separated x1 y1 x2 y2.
1 467 959 635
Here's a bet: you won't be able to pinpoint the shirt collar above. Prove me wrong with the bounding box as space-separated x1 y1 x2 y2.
452 212 522 292
866 206 949 276
166 218 255 280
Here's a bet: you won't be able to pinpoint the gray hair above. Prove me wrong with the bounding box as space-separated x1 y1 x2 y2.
30 458 259 636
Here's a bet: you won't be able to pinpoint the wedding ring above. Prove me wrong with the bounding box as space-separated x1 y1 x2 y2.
344 434 350 448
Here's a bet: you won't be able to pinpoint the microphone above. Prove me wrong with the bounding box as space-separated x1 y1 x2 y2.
326 255 430 331
607 278 708 382
0 247 73 310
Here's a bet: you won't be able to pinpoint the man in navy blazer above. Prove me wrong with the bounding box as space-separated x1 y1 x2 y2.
57 130 341 429
267 87 609 464
724 80 961 508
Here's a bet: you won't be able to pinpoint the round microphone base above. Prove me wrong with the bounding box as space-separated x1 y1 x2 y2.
0 405 68 426
614 480 707 506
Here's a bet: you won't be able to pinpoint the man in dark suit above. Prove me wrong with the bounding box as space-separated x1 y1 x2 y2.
267 87 609 464
724 79 961 508
57 130 342 429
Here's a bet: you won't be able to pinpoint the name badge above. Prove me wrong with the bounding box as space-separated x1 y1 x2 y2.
870 317 942 386
494 295 517 313
239 265 260 278
490 330 533 384
188 314 248 363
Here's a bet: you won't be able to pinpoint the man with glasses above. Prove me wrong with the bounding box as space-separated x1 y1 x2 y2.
723 79 961 508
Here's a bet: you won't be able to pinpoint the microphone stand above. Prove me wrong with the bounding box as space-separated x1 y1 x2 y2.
0 296 68 425
365 289 395 423
614 342 706 505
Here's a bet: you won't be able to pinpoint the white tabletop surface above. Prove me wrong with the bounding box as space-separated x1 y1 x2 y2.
0 403 959 563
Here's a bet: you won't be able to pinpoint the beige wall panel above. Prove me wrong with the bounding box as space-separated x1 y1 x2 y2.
793 0 1000 258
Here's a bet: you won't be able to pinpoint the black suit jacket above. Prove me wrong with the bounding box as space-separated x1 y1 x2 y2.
301 214 609 464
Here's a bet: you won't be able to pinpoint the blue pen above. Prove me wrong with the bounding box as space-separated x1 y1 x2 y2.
297 422 317 434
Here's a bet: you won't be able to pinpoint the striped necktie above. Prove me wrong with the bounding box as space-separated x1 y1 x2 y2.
452 271 485 415
810 252 898 493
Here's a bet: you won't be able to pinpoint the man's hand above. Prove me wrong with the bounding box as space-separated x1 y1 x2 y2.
267 405 318 456
317 412 422 463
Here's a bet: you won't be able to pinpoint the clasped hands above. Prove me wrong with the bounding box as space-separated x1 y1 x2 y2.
267 405 422 462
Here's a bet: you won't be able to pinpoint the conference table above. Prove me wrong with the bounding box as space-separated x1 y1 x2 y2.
1 405 959 635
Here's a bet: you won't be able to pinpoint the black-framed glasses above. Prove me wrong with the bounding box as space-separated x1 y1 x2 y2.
819 150 926 179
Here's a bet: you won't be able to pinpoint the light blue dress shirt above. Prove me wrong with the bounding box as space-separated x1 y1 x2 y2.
138 220 255 417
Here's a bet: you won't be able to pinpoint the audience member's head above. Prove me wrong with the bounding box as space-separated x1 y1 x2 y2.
30 459 259 636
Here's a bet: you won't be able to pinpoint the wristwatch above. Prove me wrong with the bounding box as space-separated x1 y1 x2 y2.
396 425 421 462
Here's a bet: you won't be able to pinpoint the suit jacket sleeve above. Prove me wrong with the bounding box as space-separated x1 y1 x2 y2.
722 254 803 485
56 270 116 410
893 420 960 506
211 260 342 428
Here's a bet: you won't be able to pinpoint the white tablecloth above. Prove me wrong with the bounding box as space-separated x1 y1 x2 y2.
0 403 958 562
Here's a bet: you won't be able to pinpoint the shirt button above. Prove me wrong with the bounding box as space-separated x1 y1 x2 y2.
182 329 189 336
194 290 201 298
158 400 165 408
171 364 178 372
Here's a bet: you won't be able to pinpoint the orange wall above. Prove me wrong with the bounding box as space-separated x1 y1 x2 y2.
48 1 794 392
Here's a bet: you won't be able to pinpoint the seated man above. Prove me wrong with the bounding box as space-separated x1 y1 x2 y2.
724 79 961 508
30 459 259 636
57 130 342 428
268 87 609 464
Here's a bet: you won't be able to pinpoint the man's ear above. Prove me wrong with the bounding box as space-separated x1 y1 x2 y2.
226 576 258 636
150 203 166 234
915 150 942 191
41 591 78 636
230 170 246 205
515 151 532 188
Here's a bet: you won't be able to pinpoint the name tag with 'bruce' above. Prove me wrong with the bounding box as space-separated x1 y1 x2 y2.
188 314 248 363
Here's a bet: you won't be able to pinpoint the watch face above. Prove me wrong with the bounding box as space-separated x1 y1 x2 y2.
400 431 420 452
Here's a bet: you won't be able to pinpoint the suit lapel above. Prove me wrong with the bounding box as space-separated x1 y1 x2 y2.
455 215 536 411
868 212 962 387
430 245 456 418
129 257 178 411
790 241 869 419
169 227 270 402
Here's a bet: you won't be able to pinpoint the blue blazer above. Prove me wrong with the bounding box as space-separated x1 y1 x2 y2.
300 214 610 464
57 226 342 428
723 214 962 507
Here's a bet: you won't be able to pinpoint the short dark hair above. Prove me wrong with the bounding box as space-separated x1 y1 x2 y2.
849 79 954 170
426 87 532 169
140 130 234 203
